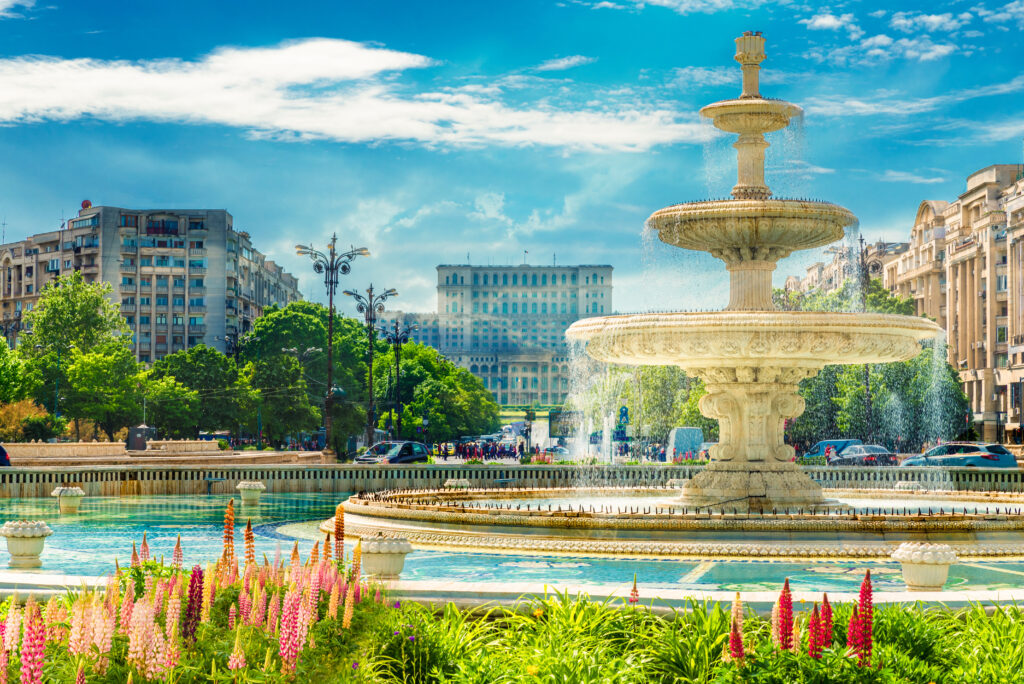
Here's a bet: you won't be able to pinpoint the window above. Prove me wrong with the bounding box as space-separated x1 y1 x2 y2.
155 314 167 325
189 241 204 249
121 277 134 286
156 296 168 306
120 215 139 228
173 278 185 288
189 316 204 326
155 256 170 267
190 278 204 288
46 258 59 272
173 315 184 326
139 315 150 325
998 327 1008 343
173 297 185 307
189 298 205 307
140 257 152 267
140 278 151 288
139 297 151 306
156 276 168 287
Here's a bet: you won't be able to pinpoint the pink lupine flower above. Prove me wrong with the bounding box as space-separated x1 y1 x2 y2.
131 542 140 568
118 589 135 635
228 604 236 630
74 661 85 684
0 646 8 684
239 590 252 624
728 593 744 662
769 601 780 648
4 605 21 653
228 629 246 671
90 605 115 673
164 623 181 672
164 587 181 641
847 606 861 657
266 594 281 635
139 532 150 562
278 588 301 674
374 588 382 604
628 574 640 605
171 535 183 570
68 599 93 656
19 602 45 684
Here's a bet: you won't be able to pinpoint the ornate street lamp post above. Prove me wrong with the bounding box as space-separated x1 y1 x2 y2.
380 321 417 439
295 236 368 456
343 284 397 448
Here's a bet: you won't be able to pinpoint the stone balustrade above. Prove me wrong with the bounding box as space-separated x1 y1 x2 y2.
0 463 1022 499
3 442 126 459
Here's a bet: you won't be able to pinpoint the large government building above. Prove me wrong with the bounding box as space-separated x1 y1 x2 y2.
0 202 301 362
382 263 613 406
883 164 1024 443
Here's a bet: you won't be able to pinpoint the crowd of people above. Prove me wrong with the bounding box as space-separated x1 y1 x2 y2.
438 441 527 461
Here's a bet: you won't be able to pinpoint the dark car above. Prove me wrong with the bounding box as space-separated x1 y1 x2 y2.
802 439 862 461
901 443 1016 468
827 444 898 466
355 441 431 464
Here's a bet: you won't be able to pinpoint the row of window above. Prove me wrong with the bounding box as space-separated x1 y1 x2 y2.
126 315 204 327
121 277 204 288
121 296 204 307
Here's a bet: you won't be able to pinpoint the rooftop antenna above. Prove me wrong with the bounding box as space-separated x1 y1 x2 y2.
1 216 6 245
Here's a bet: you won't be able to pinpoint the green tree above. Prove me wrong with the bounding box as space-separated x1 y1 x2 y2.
17 271 130 412
0 342 27 404
243 355 320 445
143 374 200 439
63 345 143 440
776 277 966 451
150 345 251 435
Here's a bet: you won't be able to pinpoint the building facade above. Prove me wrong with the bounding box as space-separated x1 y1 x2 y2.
0 203 301 361
883 165 1024 442
786 240 908 295
382 263 613 406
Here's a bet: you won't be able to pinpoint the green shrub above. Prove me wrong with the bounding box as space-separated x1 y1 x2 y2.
217 438 229 450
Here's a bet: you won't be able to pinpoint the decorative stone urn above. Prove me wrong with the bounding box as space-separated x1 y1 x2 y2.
51 486 86 514
361 533 413 580
891 542 957 591
0 520 53 568
236 481 266 505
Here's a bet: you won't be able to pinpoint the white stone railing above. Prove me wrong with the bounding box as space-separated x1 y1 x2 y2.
0 463 1021 499
4 442 126 459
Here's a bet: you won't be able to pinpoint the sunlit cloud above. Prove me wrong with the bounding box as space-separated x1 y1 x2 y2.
0 39 709 152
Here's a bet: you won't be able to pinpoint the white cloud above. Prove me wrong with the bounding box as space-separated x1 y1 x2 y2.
816 33 959 64
576 0 774 13
972 1 1024 27
0 38 711 151
0 0 32 18
671 66 736 88
879 170 947 184
806 73 1024 118
800 12 864 39
890 11 974 33
535 55 597 71
868 9 887 18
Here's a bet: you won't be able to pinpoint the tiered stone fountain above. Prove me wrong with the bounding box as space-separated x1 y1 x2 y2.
566 32 939 511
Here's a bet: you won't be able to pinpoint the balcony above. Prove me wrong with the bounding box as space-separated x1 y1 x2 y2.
189 324 206 334
189 267 207 275
119 283 136 293
190 287 206 295
188 248 207 256
121 304 136 313
189 305 207 313
155 344 168 353
172 324 184 333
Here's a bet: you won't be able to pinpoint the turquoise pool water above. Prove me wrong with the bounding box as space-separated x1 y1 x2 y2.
2 494 1023 593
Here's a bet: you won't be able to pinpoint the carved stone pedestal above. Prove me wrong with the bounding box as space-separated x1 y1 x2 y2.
681 461 825 511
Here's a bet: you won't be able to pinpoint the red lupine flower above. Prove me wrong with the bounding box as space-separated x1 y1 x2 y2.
807 604 822 659
777 578 794 652
821 593 833 647
857 570 873 667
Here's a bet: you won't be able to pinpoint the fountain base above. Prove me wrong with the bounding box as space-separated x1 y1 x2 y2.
680 460 827 512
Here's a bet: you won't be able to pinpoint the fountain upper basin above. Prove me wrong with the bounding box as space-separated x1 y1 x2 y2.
648 199 855 257
699 98 802 134
566 311 941 371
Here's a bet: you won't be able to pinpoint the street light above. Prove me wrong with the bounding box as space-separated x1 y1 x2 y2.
242 333 263 448
215 331 240 362
380 320 417 440
295 235 368 456
344 284 397 447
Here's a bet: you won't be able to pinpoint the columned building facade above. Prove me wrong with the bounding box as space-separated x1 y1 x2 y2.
884 165 1024 442
382 263 613 406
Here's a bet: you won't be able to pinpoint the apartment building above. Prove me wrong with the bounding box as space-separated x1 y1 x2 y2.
0 202 301 361
786 240 908 295
883 165 1024 442
381 263 613 406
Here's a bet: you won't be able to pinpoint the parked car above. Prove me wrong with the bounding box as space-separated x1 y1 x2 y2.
544 445 570 457
355 441 431 464
827 444 898 466
801 439 863 461
900 443 1016 468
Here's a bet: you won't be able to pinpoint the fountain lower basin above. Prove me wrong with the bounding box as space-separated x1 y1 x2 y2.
334 488 1024 560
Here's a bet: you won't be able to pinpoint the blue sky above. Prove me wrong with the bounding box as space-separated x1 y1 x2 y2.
1 0 1022 314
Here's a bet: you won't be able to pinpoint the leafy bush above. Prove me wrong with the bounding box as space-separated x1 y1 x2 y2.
216 438 229 450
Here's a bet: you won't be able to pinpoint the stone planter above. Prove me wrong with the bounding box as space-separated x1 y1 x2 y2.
895 481 923 492
0 521 53 568
51 486 86 514
443 479 471 490
361 533 413 580
236 481 266 505
891 542 957 591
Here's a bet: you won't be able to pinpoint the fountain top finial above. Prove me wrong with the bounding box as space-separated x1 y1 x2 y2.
735 32 766 99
